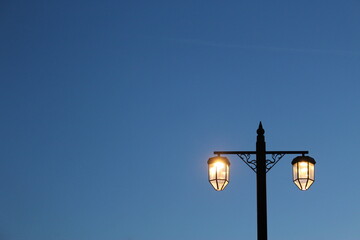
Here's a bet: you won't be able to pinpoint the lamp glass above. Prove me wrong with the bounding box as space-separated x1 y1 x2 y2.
208 156 230 191
292 156 316 191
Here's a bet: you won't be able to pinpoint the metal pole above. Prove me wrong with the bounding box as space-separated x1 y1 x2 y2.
256 122 267 240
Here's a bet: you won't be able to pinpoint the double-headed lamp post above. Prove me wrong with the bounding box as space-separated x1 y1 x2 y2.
207 122 316 240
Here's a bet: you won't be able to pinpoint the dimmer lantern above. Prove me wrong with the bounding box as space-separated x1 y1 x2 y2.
292 156 316 191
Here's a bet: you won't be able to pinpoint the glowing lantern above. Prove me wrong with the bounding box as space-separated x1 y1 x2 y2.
292 156 316 191
207 156 230 191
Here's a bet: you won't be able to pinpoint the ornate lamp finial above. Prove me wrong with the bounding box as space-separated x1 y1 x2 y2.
257 121 265 135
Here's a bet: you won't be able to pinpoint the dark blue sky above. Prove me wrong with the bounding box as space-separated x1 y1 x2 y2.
1 0 360 239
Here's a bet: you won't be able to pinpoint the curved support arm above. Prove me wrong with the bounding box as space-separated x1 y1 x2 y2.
237 154 257 173
214 151 308 174
266 153 285 172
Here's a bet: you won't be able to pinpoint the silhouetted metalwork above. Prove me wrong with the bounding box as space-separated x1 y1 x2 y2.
208 122 316 240
266 153 285 172
237 153 256 173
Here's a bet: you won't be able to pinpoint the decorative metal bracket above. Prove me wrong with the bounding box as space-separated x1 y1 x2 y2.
214 151 308 174
237 154 257 173
266 153 285 173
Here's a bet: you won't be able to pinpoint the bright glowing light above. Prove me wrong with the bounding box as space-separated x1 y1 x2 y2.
299 162 308 167
214 162 225 168
300 164 308 173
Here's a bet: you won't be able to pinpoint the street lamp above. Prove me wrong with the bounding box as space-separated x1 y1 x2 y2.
207 156 230 191
292 155 316 191
207 122 316 240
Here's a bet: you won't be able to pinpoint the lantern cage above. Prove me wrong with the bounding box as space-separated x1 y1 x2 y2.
292 156 316 191
207 156 230 191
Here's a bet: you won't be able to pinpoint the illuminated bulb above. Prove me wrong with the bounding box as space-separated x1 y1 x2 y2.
299 162 308 167
215 162 225 168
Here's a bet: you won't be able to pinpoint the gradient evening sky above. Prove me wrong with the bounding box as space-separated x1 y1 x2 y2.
1 0 360 240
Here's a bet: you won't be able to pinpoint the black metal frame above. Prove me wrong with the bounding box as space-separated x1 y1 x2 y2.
211 122 310 240
214 151 308 173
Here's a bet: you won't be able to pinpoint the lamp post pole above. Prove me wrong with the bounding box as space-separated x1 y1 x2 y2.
256 123 268 240
209 122 316 240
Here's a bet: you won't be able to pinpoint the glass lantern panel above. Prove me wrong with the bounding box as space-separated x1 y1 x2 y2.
292 163 298 181
217 165 227 179
309 162 315 180
208 163 217 180
217 180 225 190
209 162 229 180
299 178 308 190
306 179 314 190
294 179 301 190
210 179 219 191
298 162 309 179
222 181 229 190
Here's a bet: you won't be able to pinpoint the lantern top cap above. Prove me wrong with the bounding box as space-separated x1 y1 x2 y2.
257 121 265 135
292 155 316 165
207 156 230 165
